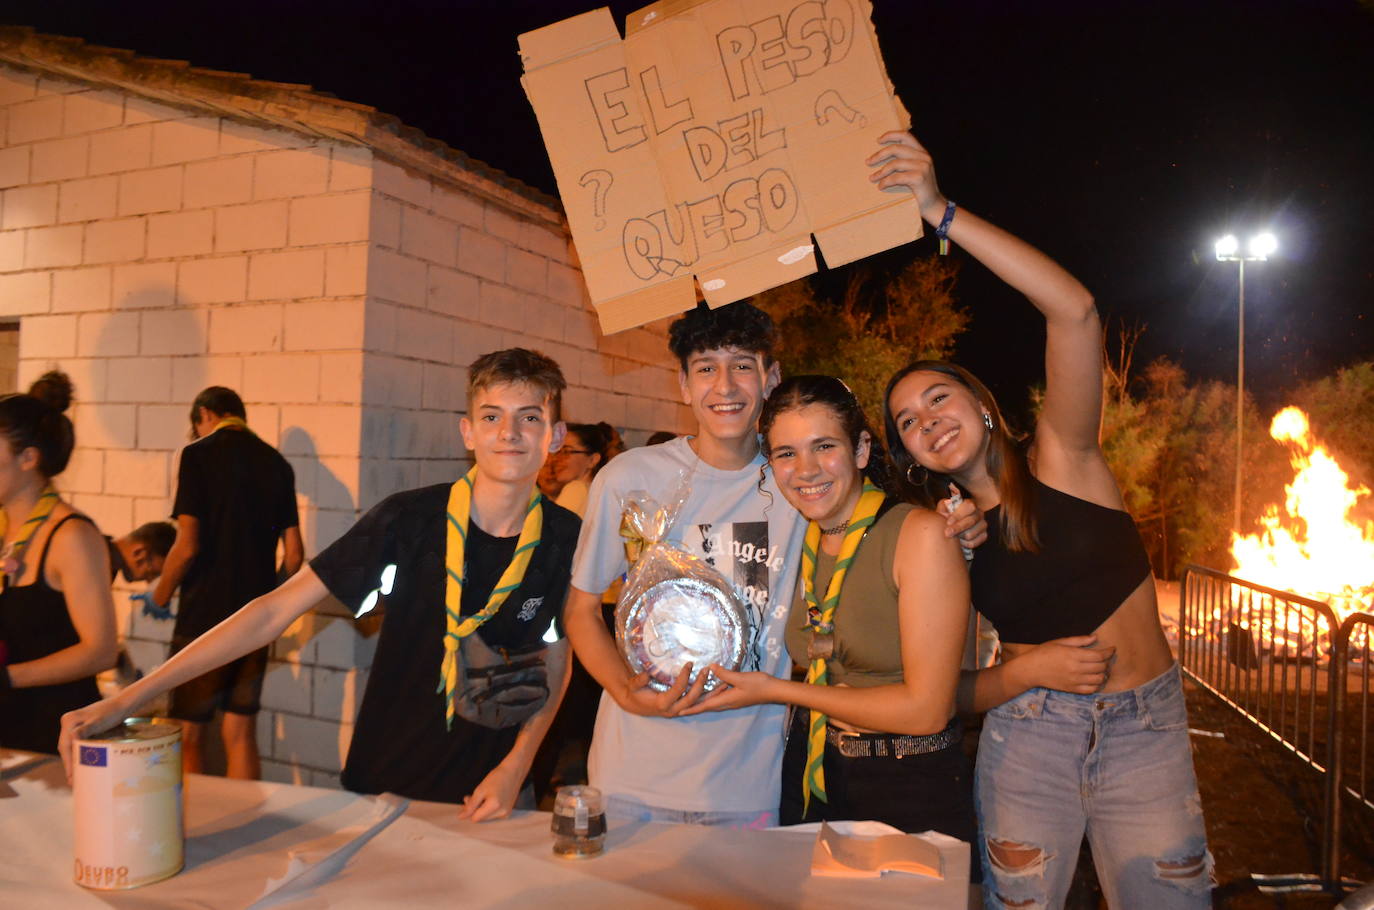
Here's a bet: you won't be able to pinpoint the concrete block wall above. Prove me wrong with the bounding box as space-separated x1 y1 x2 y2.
356 158 691 513
1 60 691 788
0 64 373 786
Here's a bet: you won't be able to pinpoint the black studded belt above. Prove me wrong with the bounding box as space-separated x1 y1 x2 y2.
825 718 962 759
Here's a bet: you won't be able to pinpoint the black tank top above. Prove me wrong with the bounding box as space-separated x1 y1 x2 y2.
970 478 1151 644
0 513 102 754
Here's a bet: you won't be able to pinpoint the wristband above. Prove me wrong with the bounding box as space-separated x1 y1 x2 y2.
935 199 957 255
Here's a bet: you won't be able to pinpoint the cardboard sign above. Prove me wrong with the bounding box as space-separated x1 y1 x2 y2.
521 0 920 334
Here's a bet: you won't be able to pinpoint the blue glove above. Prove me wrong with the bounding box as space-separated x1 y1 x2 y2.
131 591 172 621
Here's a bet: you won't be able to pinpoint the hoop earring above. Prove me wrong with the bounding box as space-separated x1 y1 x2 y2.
906 463 928 486
983 412 994 432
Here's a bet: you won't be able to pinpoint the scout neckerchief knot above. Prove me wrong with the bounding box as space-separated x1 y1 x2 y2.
0 485 60 592
212 416 253 435
800 480 885 813
438 466 542 730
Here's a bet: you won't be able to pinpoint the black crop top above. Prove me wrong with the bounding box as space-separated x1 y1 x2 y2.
969 478 1152 644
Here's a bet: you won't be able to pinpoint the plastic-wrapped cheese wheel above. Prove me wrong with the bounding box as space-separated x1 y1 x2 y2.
618 576 747 692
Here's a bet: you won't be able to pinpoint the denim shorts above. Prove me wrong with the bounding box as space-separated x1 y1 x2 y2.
976 663 1212 909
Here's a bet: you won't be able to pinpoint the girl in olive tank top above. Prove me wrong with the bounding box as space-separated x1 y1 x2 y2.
684 375 985 883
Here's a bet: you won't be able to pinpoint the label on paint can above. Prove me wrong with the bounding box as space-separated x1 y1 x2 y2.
73 717 184 890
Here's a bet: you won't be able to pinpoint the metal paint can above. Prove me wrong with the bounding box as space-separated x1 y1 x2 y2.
73 717 184 890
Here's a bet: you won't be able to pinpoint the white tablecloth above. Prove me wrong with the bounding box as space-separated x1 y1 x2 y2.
1 749 969 908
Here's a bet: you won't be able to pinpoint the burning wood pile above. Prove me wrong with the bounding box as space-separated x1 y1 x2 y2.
1224 407 1374 659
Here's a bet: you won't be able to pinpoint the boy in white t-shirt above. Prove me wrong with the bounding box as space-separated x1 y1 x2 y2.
565 302 981 825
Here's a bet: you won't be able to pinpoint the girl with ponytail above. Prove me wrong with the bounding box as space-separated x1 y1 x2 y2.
0 372 118 754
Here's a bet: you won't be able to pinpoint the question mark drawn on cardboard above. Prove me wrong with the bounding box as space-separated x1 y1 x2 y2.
579 169 614 230
813 89 865 128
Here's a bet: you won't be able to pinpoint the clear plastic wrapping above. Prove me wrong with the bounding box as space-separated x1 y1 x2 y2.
614 472 749 692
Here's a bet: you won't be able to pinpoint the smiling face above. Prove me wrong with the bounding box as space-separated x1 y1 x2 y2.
678 346 779 447
766 403 870 528
459 381 566 488
888 369 991 481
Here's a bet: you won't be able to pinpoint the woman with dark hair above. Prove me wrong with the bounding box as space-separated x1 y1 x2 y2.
531 420 620 794
879 132 1211 907
0 372 118 753
685 374 983 886
550 422 616 518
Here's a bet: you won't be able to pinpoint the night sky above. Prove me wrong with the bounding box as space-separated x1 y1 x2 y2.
9 1 1372 417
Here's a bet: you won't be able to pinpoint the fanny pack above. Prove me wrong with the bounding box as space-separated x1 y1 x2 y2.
453 630 550 729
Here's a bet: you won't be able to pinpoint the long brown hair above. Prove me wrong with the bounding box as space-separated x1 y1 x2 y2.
883 361 1040 552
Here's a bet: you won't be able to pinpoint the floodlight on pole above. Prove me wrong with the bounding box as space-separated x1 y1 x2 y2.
1215 231 1279 533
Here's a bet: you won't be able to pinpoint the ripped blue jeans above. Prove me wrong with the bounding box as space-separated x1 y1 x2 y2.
976 663 1212 909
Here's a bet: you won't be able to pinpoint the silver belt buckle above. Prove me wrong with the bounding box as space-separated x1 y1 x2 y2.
834 729 869 759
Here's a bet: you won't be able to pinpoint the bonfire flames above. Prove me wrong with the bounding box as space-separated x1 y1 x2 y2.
1226 407 1374 657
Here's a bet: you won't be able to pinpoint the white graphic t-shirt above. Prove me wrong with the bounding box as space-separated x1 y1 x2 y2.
570 436 806 813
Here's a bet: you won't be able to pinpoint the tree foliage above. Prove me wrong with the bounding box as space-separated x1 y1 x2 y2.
1094 324 1370 578
755 256 968 427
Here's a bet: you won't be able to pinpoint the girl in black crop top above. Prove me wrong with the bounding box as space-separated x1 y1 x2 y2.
0 373 118 754
877 133 1212 907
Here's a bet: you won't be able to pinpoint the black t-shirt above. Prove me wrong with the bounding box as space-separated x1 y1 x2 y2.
171 427 299 638
310 483 579 804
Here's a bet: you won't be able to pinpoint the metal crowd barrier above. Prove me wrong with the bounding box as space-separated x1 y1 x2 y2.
1331 612 1374 890
1179 565 1370 894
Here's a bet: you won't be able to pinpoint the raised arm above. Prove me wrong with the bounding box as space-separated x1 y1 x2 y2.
59 566 329 778
867 132 1104 461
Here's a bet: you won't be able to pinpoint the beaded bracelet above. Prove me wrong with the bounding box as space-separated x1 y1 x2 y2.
935 199 957 255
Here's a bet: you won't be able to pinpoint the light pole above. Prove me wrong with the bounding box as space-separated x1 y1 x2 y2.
1215 231 1277 532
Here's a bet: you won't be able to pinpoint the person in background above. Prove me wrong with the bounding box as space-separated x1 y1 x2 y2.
644 430 677 446
532 421 619 794
603 425 627 462
0 372 118 754
62 349 579 822
550 422 617 519
105 520 177 690
536 457 565 501
106 521 176 584
136 386 302 780
879 131 1210 907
